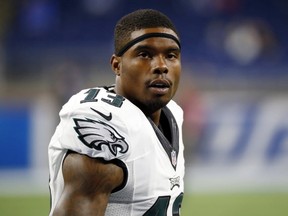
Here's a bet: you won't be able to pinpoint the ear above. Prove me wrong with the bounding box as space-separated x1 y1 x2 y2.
110 54 121 76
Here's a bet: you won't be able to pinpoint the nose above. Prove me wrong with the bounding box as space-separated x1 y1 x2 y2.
153 55 168 74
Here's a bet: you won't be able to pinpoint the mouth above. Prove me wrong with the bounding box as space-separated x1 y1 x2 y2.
148 79 171 95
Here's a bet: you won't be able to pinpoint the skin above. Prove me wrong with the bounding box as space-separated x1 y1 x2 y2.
52 27 181 216
111 27 181 125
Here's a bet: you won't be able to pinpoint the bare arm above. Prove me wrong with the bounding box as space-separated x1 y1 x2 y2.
52 152 124 216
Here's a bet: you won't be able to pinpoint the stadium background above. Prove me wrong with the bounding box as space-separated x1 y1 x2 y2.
0 0 288 215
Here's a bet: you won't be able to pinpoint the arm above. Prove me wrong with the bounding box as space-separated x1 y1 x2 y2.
52 151 124 216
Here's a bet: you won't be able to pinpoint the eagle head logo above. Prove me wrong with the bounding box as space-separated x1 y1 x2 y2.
73 117 129 156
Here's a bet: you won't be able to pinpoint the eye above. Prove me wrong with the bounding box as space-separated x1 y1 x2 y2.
138 51 151 59
167 52 178 60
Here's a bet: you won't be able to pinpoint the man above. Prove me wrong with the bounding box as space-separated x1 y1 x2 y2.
48 9 185 216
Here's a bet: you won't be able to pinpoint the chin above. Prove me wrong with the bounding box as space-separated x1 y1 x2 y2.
148 98 169 111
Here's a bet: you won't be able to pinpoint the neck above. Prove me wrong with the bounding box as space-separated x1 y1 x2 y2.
147 110 161 126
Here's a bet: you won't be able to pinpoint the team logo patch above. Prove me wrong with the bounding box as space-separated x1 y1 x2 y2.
73 117 129 156
171 150 177 167
169 176 180 190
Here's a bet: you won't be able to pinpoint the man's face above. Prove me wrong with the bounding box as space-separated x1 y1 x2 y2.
112 27 181 114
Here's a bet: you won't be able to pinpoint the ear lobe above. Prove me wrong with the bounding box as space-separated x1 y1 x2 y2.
110 55 121 76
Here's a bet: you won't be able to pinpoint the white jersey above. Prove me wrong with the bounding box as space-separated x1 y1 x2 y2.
48 86 185 216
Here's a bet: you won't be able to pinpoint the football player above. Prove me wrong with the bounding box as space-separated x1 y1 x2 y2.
48 8 185 216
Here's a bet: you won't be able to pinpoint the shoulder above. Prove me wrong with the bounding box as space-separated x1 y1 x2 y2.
60 86 124 115
59 86 130 125
60 86 145 130
55 86 132 160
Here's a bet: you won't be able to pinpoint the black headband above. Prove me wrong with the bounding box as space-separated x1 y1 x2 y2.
116 32 181 56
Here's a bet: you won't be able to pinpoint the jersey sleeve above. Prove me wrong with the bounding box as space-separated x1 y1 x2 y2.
55 88 130 161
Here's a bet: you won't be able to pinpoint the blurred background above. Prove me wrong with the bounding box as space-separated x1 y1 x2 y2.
0 0 288 215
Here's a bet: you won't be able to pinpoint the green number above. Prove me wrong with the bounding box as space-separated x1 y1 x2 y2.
80 89 100 103
172 193 184 216
144 196 170 216
144 193 183 216
80 88 124 108
101 94 124 108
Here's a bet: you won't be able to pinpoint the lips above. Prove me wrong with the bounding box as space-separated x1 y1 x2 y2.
148 79 171 95
149 79 171 88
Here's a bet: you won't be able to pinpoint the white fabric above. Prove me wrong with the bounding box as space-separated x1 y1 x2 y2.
48 86 185 216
